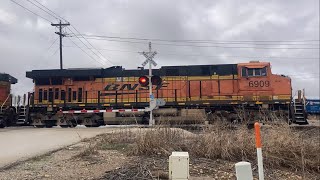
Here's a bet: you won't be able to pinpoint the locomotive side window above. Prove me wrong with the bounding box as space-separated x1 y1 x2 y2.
78 88 82 102
72 91 77 101
247 69 254 76
242 67 267 77
44 90 48 101
61 90 66 101
255 68 261 76
49 88 53 102
242 68 246 77
261 67 267 76
68 88 71 102
39 89 43 103
54 88 59 99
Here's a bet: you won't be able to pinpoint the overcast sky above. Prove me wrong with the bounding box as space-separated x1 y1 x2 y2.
0 0 319 98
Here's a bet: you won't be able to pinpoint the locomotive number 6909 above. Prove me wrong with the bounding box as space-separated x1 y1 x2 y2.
249 81 270 87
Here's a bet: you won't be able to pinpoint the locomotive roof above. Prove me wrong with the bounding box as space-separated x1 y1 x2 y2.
26 64 238 79
0 73 17 84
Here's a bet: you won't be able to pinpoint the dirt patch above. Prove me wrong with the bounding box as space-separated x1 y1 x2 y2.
0 141 129 180
99 155 318 180
0 126 319 180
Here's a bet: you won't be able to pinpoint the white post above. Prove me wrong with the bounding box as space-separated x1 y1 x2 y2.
149 56 153 126
255 122 264 180
148 42 153 126
235 161 253 180
140 42 157 126
257 148 264 180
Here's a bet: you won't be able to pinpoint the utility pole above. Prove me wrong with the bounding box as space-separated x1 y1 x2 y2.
140 42 157 126
51 20 70 69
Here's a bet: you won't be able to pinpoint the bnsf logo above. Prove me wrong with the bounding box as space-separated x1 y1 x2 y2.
104 83 168 91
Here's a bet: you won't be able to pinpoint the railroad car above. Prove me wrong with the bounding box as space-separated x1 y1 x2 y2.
25 61 307 127
0 73 18 127
306 99 320 114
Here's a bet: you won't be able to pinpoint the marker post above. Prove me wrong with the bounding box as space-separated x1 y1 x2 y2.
254 122 264 180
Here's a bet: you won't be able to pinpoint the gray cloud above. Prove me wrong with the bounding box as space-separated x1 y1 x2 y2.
0 0 319 97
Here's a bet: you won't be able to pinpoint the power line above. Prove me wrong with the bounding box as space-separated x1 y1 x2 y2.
70 34 320 44
63 45 320 60
31 0 69 22
290 72 319 75
46 37 58 50
67 28 112 66
290 76 319 79
21 0 113 67
69 26 114 66
67 37 106 66
30 0 113 66
51 47 59 56
25 0 59 21
10 0 52 23
68 37 319 50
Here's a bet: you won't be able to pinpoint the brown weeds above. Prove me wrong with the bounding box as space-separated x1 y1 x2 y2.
82 123 319 174
130 128 188 156
127 123 320 173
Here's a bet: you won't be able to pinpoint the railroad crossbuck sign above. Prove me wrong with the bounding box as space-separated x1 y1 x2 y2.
139 42 158 126
141 51 157 67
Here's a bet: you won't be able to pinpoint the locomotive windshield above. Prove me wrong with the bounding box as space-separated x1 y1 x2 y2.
242 67 267 77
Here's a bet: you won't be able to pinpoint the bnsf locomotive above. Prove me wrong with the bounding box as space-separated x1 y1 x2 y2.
0 73 18 127
20 61 307 128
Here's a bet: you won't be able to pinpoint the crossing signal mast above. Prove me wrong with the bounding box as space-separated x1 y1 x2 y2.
139 42 162 126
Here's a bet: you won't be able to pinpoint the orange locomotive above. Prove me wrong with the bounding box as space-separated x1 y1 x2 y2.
25 61 303 127
0 73 18 127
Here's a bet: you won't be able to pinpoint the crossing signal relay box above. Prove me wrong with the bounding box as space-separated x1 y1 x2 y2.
169 151 189 180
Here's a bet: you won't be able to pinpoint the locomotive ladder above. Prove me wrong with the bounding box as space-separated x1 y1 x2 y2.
15 94 29 125
293 99 308 125
16 106 27 125
0 109 3 121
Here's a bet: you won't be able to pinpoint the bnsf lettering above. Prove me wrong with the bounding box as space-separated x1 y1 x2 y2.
120 84 139 90
104 84 120 91
104 83 168 91
157 82 168 90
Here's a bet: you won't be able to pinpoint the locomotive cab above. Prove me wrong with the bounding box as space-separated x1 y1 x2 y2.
238 60 291 103
238 61 273 102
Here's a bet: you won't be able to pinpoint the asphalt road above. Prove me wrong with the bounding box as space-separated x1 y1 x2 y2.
0 126 116 168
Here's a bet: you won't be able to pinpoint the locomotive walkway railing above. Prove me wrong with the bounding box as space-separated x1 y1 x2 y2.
61 108 146 114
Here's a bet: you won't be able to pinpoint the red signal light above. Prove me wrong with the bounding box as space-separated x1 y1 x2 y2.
151 75 162 85
140 78 147 83
139 76 149 87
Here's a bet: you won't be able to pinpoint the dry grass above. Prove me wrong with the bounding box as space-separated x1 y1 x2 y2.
85 123 319 174
262 125 320 172
74 142 99 159
130 128 188 156
126 123 319 173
